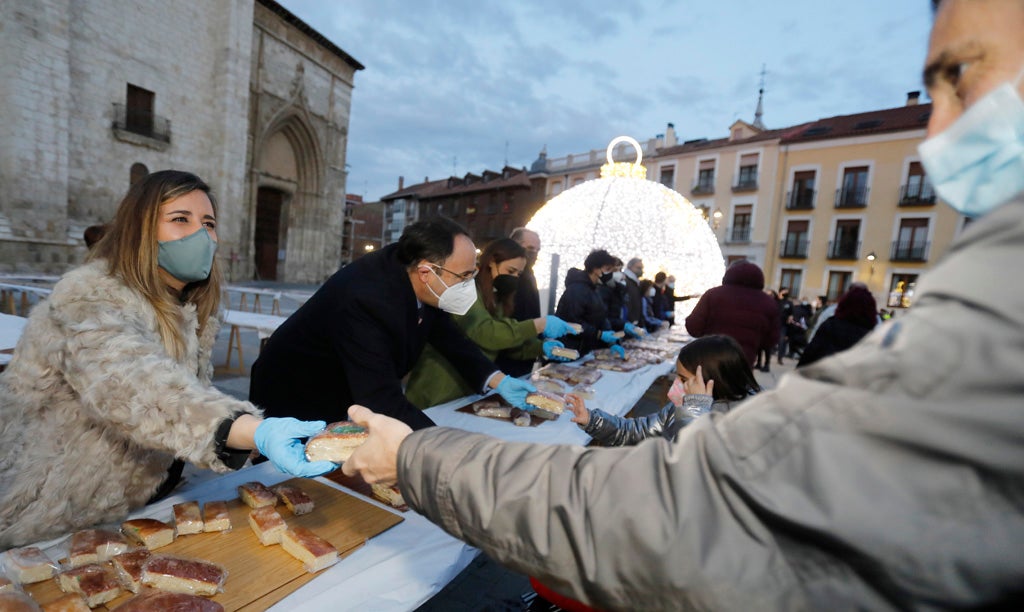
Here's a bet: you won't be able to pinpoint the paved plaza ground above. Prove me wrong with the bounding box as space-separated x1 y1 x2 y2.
210 281 796 611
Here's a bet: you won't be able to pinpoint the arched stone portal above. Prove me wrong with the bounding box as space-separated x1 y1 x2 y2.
253 114 321 281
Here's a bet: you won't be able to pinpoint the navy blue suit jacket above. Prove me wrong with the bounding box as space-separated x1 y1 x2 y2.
250 243 497 429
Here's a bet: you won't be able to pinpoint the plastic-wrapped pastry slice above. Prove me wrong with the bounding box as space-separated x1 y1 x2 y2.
525 391 567 420
140 555 228 597
57 564 121 608
2 546 56 585
67 529 130 567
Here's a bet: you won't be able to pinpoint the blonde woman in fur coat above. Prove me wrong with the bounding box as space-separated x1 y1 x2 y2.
0 170 336 549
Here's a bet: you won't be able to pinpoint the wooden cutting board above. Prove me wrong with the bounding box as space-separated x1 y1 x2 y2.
25 478 403 611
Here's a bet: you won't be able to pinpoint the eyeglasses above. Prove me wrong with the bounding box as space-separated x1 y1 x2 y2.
431 264 478 285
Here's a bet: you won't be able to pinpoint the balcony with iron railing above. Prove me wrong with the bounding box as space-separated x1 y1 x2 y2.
827 239 861 260
786 189 815 210
731 174 758 192
778 238 809 258
890 240 930 262
112 103 171 143
834 186 869 208
725 225 751 244
898 183 936 206
691 178 715 195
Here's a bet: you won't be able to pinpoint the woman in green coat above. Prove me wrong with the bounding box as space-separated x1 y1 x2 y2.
405 238 578 409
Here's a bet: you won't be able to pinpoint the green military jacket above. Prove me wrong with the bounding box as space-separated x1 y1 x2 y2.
405 287 543 409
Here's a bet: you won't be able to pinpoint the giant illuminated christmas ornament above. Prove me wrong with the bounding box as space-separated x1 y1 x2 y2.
527 136 724 319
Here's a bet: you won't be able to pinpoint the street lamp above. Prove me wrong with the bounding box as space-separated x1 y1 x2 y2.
866 251 876 284
364 244 374 252
712 209 723 230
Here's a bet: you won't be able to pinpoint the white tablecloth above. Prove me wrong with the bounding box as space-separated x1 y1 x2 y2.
2 342 683 610
0 313 27 365
425 357 675 445
223 309 288 340
0 282 53 297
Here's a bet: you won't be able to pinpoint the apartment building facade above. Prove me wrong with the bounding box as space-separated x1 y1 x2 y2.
651 120 792 267
765 97 960 310
379 167 547 246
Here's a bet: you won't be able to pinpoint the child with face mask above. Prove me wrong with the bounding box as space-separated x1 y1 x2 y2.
567 335 760 446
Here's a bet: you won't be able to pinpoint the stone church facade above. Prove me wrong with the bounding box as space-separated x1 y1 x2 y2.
0 0 362 283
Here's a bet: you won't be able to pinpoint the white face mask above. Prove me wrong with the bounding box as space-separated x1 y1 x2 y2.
646 288 656 298
612 271 625 285
919 66 1024 217
425 267 477 315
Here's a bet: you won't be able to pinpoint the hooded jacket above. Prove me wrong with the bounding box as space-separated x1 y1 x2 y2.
0 260 260 548
555 268 615 355
396 194 1024 610
685 260 780 365
798 287 878 368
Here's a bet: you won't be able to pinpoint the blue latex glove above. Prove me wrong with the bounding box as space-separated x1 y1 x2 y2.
624 322 642 338
495 376 537 409
542 340 572 362
254 418 338 478
542 315 580 339
600 330 620 345
610 344 626 359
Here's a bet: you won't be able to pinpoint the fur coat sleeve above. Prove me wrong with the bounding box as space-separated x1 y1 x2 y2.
0 260 261 548
46 263 262 466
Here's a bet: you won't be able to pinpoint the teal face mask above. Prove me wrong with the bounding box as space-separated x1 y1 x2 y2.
158 226 217 283
918 66 1024 218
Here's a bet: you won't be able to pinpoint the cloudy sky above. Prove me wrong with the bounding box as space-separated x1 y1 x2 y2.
277 0 935 202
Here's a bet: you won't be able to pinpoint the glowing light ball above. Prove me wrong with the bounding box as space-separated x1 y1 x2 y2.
527 136 725 320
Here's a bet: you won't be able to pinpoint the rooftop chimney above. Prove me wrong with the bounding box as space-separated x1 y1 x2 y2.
664 123 677 147
906 90 921 106
398 176 404 190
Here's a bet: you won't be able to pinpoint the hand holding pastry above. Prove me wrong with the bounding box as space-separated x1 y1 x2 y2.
341 405 412 486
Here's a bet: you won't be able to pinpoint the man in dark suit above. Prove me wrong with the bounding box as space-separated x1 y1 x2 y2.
509 227 541 321
250 217 535 429
623 257 644 325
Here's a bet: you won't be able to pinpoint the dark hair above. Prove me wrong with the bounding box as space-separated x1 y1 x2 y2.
583 249 616 273
478 238 526 316
834 286 878 330
396 216 470 270
654 271 667 284
83 224 108 249
639 279 654 296
677 335 760 402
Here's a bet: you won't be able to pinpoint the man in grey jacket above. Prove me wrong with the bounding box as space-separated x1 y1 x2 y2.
342 1 1024 609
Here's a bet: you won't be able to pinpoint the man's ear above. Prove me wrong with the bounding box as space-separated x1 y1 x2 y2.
415 261 433 283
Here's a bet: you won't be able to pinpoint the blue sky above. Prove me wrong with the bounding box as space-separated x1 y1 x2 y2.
276 0 935 202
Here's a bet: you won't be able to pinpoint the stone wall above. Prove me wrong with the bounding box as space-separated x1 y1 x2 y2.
0 0 359 283
246 1 358 283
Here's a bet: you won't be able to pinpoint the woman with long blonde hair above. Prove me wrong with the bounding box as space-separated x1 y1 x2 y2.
0 170 334 549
